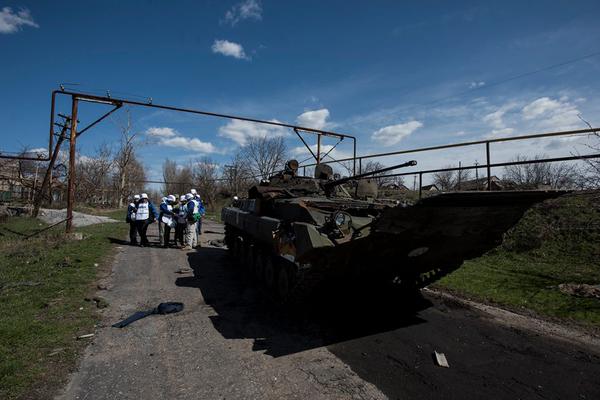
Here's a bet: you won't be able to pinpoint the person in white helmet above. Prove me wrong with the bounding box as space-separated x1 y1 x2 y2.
134 193 158 246
174 195 188 248
158 196 167 246
159 195 177 247
190 189 206 248
126 194 140 245
183 193 200 250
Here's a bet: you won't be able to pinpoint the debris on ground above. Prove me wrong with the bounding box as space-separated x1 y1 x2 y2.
112 302 184 328
208 239 226 247
558 283 600 299
38 208 118 227
77 333 95 340
433 351 450 368
85 296 109 309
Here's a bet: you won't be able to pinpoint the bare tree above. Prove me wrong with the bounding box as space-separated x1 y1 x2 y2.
222 153 253 196
112 109 143 207
503 155 579 189
360 161 405 188
576 115 600 188
237 136 287 180
76 143 113 204
432 166 472 190
161 159 193 197
193 157 219 208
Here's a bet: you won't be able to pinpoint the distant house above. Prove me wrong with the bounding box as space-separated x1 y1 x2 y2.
382 182 410 191
421 184 439 191
456 175 504 191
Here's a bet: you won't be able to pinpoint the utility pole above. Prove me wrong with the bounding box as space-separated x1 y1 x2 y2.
457 161 462 190
33 115 71 218
66 97 79 233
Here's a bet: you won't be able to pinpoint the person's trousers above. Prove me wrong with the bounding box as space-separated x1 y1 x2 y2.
185 221 197 248
163 224 172 247
175 224 185 246
158 221 164 245
129 222 138 244
196 218 202 244
135 219 151 245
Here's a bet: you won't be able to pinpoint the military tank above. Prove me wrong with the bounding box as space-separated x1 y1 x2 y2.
221 159 565 302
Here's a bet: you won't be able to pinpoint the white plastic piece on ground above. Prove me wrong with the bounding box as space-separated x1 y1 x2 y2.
434 351 450 368
77 333 95 340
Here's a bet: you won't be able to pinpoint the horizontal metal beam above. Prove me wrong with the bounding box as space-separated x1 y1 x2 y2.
357 153 600 180
300 127 600 168
53 90 356 141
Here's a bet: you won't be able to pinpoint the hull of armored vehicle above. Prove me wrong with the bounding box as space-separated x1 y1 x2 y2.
222 189 564 301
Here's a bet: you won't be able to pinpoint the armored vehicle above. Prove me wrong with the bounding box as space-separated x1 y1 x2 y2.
222 160 564 301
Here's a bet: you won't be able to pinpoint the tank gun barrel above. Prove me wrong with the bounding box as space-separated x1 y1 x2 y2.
325 160 417 189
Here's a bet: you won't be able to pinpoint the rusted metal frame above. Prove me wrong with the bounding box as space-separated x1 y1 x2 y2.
317 135 321 165
362 153 600 180
66 96 79 233
319 137 343 163
299 127 599 168
77 103 123 137
54 90 356 142
486 142 491 191
33 120 70 217
293 128 318 162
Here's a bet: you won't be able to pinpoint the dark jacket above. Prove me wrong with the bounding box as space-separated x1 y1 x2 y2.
126 202 137 223
159 202 174 219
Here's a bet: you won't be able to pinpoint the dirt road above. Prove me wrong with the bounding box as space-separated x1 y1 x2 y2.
59 220 600 400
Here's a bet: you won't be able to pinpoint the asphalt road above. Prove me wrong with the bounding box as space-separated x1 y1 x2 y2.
58 220 600 400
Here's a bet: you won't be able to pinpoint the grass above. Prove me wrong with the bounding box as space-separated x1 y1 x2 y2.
0 213 127 400
436 192 600 329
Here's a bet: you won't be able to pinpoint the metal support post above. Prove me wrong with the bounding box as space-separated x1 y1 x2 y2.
66 97 79 233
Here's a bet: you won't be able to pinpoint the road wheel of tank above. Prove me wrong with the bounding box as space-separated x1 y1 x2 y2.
254 248 265 282
263 255 277 289
232 236 242 262
277 263 297 301
245 242 255 274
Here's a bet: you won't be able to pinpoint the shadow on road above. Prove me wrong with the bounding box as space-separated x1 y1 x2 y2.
176 246 600 400
176 246 429 358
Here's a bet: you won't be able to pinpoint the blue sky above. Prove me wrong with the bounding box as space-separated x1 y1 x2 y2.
1 0 600 181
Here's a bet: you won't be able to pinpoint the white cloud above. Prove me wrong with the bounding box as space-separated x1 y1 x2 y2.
371 121 423 145
296 109 330 130
224 0 262 26
0 7 38 34
145 126 217 153
469 81 485 89
522 97 564 119
160 137 216 153
482 102 518 130
218 119 288 146
25 147 49 157
211 39 249 60
485 128 515 139
145 127 177 138
522 96 583 130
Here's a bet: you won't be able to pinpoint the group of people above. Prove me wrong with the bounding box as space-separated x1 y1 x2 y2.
125 189 205 250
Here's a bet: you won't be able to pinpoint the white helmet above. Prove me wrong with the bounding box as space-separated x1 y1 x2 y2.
141 193 148 199
185 193 194 200
167 194 176 202
190 188 197 195
179 195 186 202
133 194 141 200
